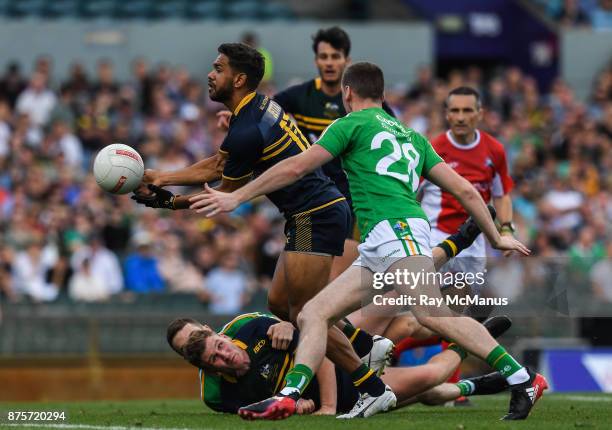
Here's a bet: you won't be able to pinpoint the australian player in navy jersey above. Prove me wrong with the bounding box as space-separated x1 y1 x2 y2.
217 27 396 281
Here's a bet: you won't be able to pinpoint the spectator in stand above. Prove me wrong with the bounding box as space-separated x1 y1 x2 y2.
69 257 110 302
12 238 58 302
591 0 612 29
71 235 123 295
158 234 205 293
0 62 27 108
15 71 56 143
124 232 164 293
49 119 84 170
554 0 591 26
205 251 251 315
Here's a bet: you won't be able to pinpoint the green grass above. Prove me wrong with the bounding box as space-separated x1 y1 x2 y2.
1 394 610 430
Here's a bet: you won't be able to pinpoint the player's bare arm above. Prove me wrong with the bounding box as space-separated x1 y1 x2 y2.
143 152 226 187
131 156 244 210
189 145 333 216
426 163 530 256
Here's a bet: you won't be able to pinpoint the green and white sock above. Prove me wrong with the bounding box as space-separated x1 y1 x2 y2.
279 364 314 397
485 345 529 385
456 380 476 396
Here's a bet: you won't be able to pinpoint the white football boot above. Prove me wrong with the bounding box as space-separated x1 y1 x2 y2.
337 385 397 419
361 335 394 376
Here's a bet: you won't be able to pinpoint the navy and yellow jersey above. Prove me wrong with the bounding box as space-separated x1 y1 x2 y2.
219 92 344 218
274 78 396 205
199 313 359 414
200 315 298 413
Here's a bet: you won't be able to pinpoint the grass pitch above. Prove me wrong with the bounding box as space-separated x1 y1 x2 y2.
1 394 610 430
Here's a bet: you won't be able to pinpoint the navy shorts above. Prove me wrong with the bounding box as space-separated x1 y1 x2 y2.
284 198 351 256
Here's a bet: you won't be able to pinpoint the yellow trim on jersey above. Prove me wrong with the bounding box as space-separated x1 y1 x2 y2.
293 114 334 125
314 77 322 90
280 119 308 152
296 121 328 132
263 132 289 154
220 312 262 334
293 197 346 217
221 374 238 383
260 141 291 161
274 353 291 393
233 92 257 116
354 369 375 387
222 172 253 181
218 148 228 155
232 339 248 350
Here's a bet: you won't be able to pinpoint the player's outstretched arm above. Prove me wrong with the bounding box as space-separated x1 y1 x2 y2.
426 163 530 256
144 153 225 187
189 146 333 216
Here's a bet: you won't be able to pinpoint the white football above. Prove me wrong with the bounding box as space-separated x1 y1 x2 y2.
93 144 144 194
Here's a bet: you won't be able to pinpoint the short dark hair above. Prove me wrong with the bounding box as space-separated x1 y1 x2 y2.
217 43 265 91
446 86 481 109
312 27 351 57
341 62 384 100
166 317 199 354
183 329 214 368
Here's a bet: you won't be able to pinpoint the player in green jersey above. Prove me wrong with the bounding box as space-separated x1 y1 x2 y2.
189 62 546 421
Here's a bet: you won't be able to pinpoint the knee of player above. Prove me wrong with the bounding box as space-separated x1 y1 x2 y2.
421 365 445 388
296 303 323 329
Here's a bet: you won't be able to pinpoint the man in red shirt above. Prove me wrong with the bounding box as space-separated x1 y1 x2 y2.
421 86 515 284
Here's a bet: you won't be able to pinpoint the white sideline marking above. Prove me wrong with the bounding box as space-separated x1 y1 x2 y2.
563 395 612 402
6 424 195 430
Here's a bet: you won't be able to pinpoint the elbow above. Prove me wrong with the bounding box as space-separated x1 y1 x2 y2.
456 180 478 204
288 162 307 180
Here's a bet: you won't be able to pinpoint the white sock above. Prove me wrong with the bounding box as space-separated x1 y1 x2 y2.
279 386 300 397
506 367 530 385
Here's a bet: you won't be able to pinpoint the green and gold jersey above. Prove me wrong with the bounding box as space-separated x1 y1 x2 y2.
200 313 296 413
316 107 443 241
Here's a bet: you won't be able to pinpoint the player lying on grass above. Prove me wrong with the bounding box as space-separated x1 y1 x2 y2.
167 312 517 415
189 62 547 421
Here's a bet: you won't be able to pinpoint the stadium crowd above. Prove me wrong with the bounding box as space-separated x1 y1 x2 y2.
0 55 610 311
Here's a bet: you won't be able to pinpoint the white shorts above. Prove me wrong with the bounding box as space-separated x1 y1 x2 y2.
352 218 432 273
430 226 487 278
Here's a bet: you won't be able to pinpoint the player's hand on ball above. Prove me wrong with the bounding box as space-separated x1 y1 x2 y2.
296 399 316 415
216 110 232 131
189 184 239 217
494 235 531 256
267 321 294 350
131 184 176 209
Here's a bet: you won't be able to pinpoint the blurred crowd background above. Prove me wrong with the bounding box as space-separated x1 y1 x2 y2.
0 50 610 314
